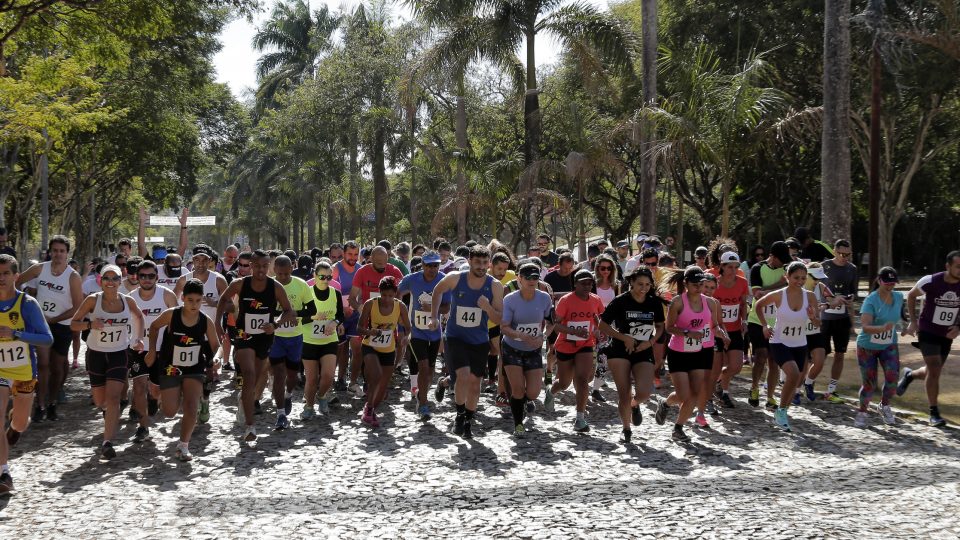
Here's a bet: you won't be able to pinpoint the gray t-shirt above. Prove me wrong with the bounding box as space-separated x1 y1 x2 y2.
821 259 858 320
501 289 554 351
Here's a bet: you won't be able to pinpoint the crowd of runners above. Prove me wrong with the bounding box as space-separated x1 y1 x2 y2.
0 211 958 491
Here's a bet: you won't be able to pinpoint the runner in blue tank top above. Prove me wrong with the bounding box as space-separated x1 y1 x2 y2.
428 246 504 439
333 241 361 395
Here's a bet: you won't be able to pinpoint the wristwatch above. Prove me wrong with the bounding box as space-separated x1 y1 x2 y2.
682 329 689 336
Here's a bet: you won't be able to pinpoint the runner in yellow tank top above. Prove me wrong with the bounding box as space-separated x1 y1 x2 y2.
358 276 409 428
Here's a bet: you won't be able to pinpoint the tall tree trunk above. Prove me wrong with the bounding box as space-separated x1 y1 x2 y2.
373 125 387 241
326 193 335 246
307 189 317 249
821 0 852 244
39 128 50 250
455 95 468 244
0 142 19 228
523 30 541 246
348 130 360 240
640 0 658 234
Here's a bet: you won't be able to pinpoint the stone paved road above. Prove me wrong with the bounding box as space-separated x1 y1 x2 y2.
1 350 959 539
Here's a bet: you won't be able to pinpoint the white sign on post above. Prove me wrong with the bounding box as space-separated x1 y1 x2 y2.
149 216 217 226
145 237 165 243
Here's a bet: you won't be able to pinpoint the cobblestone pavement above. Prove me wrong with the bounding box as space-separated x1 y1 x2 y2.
1 351 959 539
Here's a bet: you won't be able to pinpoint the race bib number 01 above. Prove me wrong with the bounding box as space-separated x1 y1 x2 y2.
630 324 654 342
932 305 958 326
245 313 270 335
515 323 541 338
413 310 432 331
567 321 590 341
173 345 200 367
0 342 29 367
456 306 482 328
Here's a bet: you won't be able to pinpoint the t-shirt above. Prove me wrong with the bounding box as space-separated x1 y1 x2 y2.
821 260 858 320
388 257 410 276
488 270 517 328
856 290 904 350
541 251 560 267
352 263 404 303
501 289 553 351
553 292 605 354
544 269 575 296
747 262 785 326
713 276 750 332
600 292 664 348
398 271 449 342
916 272 960 336
801 241 834 263
275 276 312 338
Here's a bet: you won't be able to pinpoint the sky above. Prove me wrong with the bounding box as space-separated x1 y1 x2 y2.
213 0 610 99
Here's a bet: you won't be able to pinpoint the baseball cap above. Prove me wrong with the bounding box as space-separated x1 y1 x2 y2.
574 269 595 282
720 252 740 264
616 240 629 248
192 244 214 258
421 251 441 264
518 264 541 280
806 264 827 280
683 266 706 283
878 266 899 284
101 264 123 278
694 246 708 257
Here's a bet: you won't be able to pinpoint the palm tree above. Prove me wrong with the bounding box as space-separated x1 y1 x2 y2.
252 0 340 112
408 0 635 244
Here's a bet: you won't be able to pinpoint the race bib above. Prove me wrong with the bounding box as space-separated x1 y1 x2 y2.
870 329 894 345
92 325 129 348
721 305 740 323
413 310 432 331
567 320 590 341
629 324 654 342
702 325 712 343
276 318 299 331
311 320 334 337
779 323 805 340
369 329 394 348
682 334 702 352
805 320 819 336
245 313 270 335
825 303 846 315
0 342 29 368
456 306 482 328
173 345 201 367
40 300 60 315
515 323 541 338
762 303 777 318
932 305 958 326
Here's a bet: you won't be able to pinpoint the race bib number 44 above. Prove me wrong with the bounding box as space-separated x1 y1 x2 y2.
456 306 482 328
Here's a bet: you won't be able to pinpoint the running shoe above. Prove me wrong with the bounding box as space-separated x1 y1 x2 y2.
930 414 947 428
822 392 844 404
462 421 472 439
804 382 817 402
134 426 150 443
573 416 589 433
254 400 263 415
654 396 669 425
482 384 496 395
244 426 257 442
275 414 289 431
544 387 555 413
222 361 234 371
284 396 292 416
370 409 380 428
46 403 58 421
32 405 44 423
720 393 736 408
419 404 431 421
453 413 465 435
320 398 331 415
100 441 116 460
591 389 606 403
671 426 690 442
854 411 868 428
792 392 802 406
620 429 632 444
880 405 896 425
895 368 913 396
361 405 375 427
0 472 12 493
176 443 193 462
695 413 709 428
765 399 778 410
495 393 509 408
748 387 760 407
348 383 366 398
334 379 348 392
435 378 447 402
774 408 791 432
713 382 723 400
300 406 316 420
631 405 642 426
525 400 536 414
514 424 525 438
199 399 210 424
705 399 718 416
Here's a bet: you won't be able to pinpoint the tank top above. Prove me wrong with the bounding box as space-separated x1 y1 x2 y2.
770 289 809 348
159 307 212 375
918 272 960 336
157 266 181 289
133 286 171 352
237 277 277 337
334 261 359 317
304 286 339 346
0 293 34 381
445 274 494 345
667 293 712 353
87 293 133 353
362 298 401 352
183 270 222 320
596 284 616 307
36 262 77 326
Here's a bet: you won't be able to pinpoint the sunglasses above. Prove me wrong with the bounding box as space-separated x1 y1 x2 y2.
643 260 658 266
137 273 157 279
315 275 333 281
102 276 121 283
238 263 251 268
423 263 440 267
597 266 613 272
520 274 539 281
836 251 852 257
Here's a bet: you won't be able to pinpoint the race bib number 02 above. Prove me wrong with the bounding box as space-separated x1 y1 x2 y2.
245 313 270 335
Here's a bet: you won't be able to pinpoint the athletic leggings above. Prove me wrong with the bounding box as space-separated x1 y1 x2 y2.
856 345 900 410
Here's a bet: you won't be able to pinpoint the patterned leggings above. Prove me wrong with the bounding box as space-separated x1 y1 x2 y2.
856 345 900 410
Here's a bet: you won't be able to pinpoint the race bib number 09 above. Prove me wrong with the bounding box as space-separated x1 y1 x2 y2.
932 305 958 326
